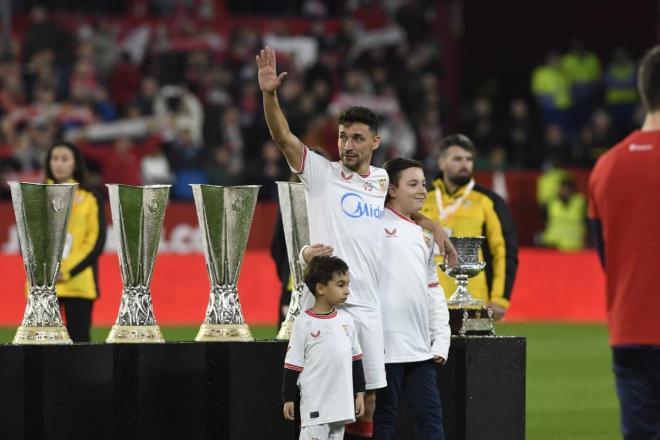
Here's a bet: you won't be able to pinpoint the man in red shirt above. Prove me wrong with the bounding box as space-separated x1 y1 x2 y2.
588 46 660 439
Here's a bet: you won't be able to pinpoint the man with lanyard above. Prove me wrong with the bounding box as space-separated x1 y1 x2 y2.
421 134 517 320
256 46 457 439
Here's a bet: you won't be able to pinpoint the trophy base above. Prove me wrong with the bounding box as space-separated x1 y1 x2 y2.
12 325 73 345
195 323 254 342
449 307 496 337
106 325 165 343
275 320 293 341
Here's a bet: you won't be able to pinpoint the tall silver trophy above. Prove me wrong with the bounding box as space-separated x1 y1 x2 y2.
106 184 170 343
191 184 259 342
441 236 496 336
10 182 76 345
275 182 310 340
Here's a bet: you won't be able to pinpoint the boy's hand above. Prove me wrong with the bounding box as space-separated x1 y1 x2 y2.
283 401 295 420
354 393 365 418
433 356 446 365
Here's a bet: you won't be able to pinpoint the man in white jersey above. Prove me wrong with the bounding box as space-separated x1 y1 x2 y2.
257 46 456 438
374 157 450 439
283 256 365 440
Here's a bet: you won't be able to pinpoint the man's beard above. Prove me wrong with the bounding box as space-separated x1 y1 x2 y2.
449 174 472 187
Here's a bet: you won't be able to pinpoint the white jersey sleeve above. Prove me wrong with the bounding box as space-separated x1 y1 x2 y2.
284 315 307 372
289 146 333 188
427 250 450 360
347 316 363 360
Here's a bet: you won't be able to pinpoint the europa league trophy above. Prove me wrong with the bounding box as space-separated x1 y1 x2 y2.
191 184 259 342
275 182 310 340
10 182 76 345
106 184 170 343
441 236 496 336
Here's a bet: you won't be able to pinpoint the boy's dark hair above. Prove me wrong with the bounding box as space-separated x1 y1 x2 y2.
383 157 423 187
638 46 660 112
304 256 349 296
337 106 379 134
439 133 477 156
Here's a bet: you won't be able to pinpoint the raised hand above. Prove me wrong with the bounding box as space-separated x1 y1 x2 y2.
256 46 288 94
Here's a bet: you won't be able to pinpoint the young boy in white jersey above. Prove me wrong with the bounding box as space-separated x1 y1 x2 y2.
374 158 451 439
283 256 366 440
258 45 457 438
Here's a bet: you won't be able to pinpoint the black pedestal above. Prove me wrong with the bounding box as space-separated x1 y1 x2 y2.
0 336 524 440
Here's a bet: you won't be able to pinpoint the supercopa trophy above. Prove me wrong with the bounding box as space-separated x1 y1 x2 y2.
10 182 76 345
275 182 310 340
106 184 170 343
191 185 260 342
440 236 496 336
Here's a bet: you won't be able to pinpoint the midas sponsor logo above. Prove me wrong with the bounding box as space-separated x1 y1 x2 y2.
340 192 383 219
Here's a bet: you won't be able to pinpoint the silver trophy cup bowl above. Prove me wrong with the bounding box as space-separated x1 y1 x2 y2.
440 236 495 336
275 182 310 340
106 184 170 343
10 181 76 345
191 184 260 342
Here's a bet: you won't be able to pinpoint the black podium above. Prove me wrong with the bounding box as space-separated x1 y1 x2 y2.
0 336 524 440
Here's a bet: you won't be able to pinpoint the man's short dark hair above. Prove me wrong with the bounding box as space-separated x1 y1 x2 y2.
304 256 349 296
638 46 660 112
439 134 477 156
383 157 423 187
337 106 379 134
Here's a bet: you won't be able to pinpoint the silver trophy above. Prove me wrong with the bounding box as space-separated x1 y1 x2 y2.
106 184 170 343
275 182 310 340
191 184 259 342
9 182 76 345
441 236 495 336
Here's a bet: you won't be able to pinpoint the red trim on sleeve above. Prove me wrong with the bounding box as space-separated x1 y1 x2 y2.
352 354 363 361
428 282 439 288
284 363 304 372
385 206 416 224
295 145 308 174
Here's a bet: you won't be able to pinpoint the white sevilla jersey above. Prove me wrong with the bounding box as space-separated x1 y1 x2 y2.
293 147 388 309
284 309 363 427
379 207 451 363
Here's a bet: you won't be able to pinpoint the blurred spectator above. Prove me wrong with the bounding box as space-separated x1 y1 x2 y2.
532 52 572 134
561 40 602 129
540 176 587 251
573 109 617 166
132 76 159 116
206 145 242 186
604 47 637 131
23 5 74 66
506 99 537 168
539 124 570 169
163 124 207 199
108 53 142 111
154 85 204 144
79 134 163 186
246 140 289 200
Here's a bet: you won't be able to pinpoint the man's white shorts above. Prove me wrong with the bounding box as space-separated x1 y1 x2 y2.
343 304 387 390
299 421 345 440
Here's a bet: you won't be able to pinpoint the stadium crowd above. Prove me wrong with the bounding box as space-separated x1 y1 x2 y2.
0 1 642 207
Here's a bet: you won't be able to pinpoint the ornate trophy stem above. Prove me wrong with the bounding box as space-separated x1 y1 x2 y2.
442 236 496 336
106 184 170 343
275 182 310 340
192 184 260 342
10 182 76 345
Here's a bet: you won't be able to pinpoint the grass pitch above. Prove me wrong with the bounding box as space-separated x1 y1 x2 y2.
0 323 619 439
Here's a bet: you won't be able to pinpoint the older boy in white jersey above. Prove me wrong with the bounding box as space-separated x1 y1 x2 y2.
283 256 365 440
374 158 450 439
257 46 456 438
